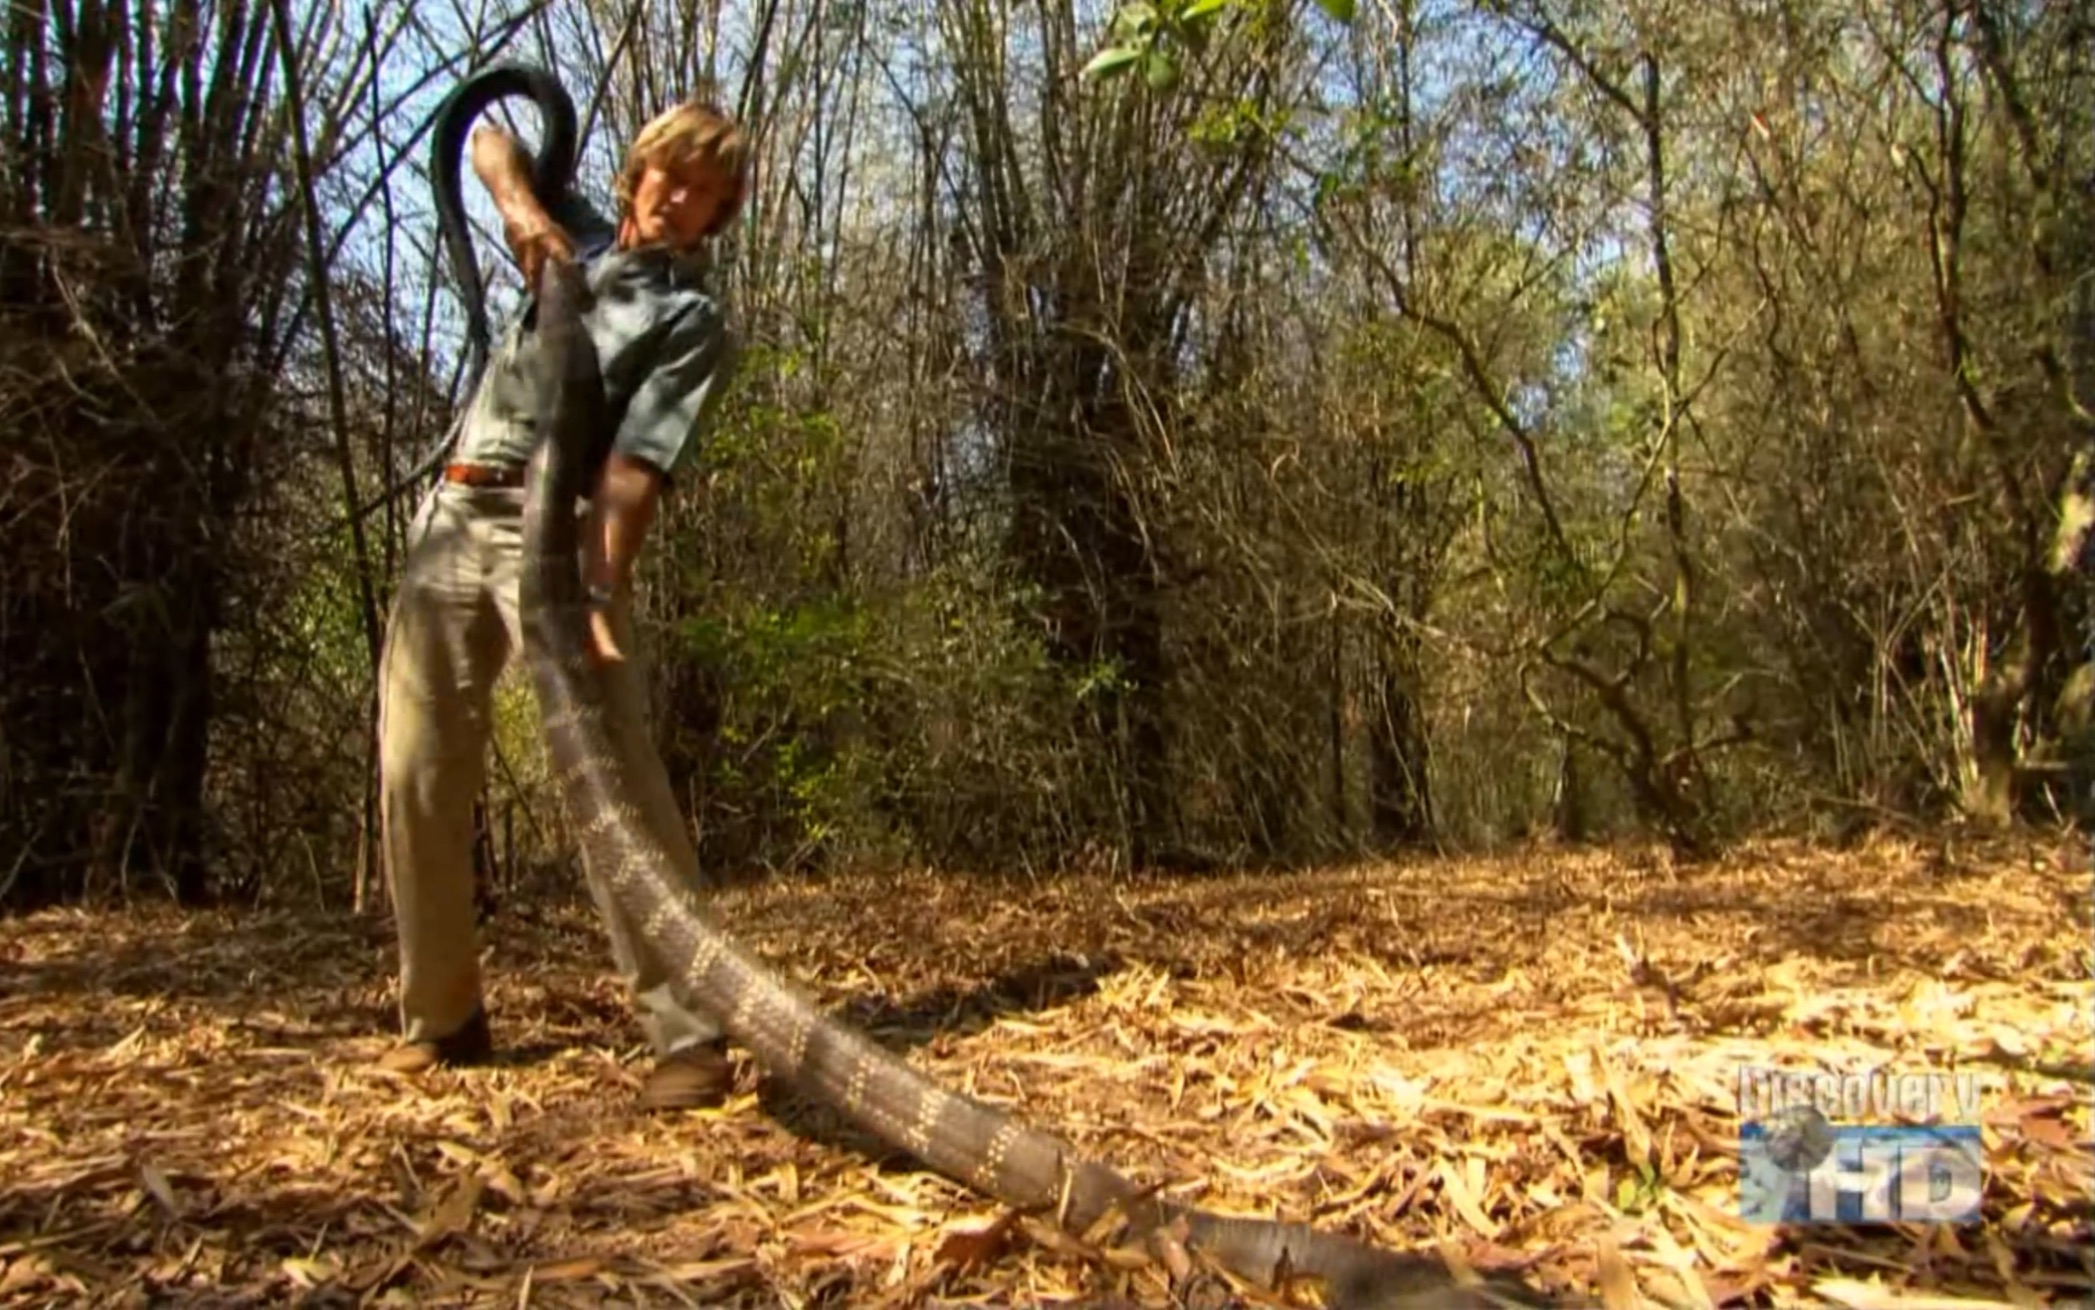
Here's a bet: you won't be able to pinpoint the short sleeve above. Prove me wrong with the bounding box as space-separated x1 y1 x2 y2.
612 298 736 479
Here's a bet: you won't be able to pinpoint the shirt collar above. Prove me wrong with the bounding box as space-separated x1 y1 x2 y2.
582 230 711 289
626 240 713 288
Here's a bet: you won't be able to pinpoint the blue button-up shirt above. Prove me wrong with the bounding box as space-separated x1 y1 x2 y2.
448 192 734 481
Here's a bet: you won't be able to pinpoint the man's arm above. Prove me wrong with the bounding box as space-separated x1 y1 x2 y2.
581 454 664 663
583 301 735 663
471 124 575 284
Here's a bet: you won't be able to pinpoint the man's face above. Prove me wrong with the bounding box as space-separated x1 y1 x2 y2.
627 154 736 251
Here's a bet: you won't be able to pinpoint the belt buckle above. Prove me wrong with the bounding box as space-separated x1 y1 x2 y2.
445 462 520 488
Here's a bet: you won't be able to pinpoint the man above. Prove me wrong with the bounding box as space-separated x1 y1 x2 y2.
373 100 748 1111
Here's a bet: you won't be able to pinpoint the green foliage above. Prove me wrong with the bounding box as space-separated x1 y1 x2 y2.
283 530 375 691
655 366 1147 871
1082 0 1354 92
676 593 875 855
1187 96 1287 149
667 551 1120 870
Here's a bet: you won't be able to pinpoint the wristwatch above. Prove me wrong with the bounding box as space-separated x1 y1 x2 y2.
586 582 617 611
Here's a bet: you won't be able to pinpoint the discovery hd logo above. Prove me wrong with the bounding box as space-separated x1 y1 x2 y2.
1735 1064 1985 1224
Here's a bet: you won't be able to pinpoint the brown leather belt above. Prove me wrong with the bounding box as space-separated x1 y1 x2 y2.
443 461 527 489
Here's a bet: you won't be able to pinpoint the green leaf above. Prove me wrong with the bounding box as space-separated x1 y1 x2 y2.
1180 0 1231 20
1313 0 1357 20
1081 45 1143 80
1142 49 1180 90
1110 1 1159 38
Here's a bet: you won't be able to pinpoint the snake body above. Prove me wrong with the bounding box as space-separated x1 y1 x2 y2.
433 61 1551 1310
427 61 579 391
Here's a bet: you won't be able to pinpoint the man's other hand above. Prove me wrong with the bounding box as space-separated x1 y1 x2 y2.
587 606 627 666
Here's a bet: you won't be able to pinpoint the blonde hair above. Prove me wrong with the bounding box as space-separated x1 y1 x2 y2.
614 100 752 236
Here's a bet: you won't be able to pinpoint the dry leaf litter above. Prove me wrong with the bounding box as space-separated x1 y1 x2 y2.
2 836 2088 1308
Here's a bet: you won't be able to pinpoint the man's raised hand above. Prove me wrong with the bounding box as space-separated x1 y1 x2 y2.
509 218 576 289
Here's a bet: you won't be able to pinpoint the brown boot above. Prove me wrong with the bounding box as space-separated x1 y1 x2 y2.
374 1007 493 1075
639 1040 733 1111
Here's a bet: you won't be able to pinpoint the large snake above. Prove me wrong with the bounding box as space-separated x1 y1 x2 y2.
433 61 1555 1310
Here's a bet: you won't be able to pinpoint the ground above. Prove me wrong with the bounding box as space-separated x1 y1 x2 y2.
2 836 2089 1308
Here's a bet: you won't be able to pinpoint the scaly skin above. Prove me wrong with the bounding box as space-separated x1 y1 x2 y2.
516 259 1554 1309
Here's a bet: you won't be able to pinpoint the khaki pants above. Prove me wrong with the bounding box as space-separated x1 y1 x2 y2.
377 479 721 1054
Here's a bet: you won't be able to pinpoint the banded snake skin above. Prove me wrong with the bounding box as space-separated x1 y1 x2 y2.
433 60 1557 1310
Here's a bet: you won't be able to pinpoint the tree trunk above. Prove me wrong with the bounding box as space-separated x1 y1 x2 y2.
87 563 216 904
1964 561 2061 826
1550 734 1588 844
1328 609 1348 837
1368 635 1432 846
